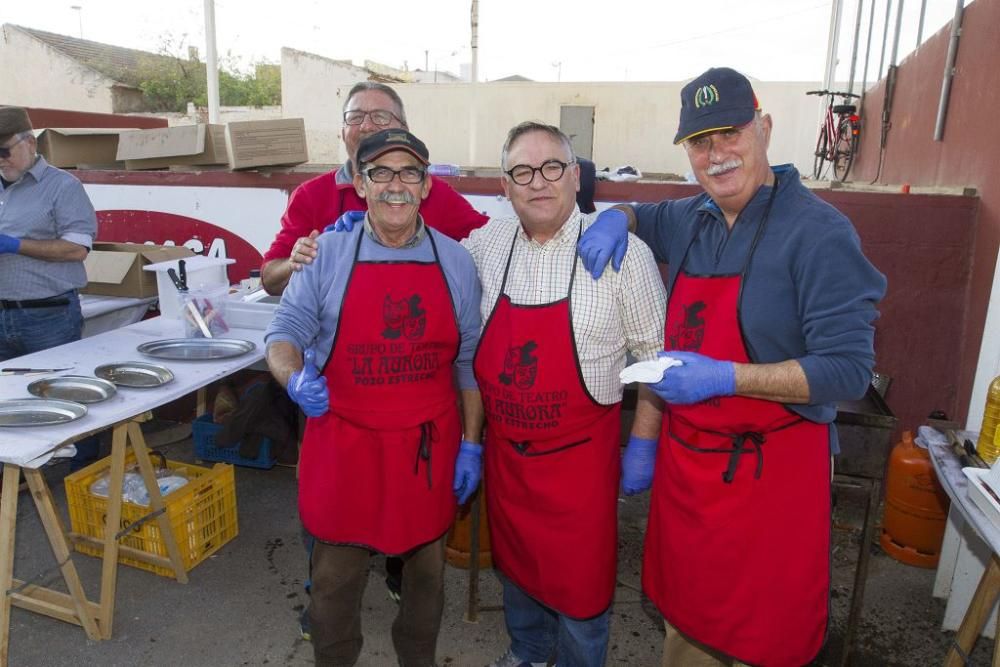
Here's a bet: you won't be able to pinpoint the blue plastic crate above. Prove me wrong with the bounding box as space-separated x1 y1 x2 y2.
192 414 277 469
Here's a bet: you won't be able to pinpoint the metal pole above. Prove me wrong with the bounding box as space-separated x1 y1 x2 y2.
203 0 221 124
468 0 479 167
934 0 966 140
877 0 893 81
889 0 906 67
823 0 844 90
847 0 865 94
860 0 878 96
916 0 928 49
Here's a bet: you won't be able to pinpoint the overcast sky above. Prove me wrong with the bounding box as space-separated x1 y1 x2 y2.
3 0 962 85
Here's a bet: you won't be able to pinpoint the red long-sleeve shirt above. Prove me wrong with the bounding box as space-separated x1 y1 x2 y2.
262 171 488 265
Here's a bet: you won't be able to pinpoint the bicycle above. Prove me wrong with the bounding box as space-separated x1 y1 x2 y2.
806 90 861 182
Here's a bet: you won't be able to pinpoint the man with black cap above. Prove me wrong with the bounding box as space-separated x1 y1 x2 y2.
265 128 484 667
0 106 100 469
577 68 886 666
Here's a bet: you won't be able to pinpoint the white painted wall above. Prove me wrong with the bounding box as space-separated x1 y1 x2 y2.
0 25 116 113
280 47 373 164
281 50 830 175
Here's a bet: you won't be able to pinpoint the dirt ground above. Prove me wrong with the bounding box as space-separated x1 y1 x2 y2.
5 426 996 666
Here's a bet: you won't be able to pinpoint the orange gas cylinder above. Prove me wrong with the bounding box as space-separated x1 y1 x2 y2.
879 430 950 568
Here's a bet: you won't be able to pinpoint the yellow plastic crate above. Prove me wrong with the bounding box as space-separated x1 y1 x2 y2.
65 452 238 577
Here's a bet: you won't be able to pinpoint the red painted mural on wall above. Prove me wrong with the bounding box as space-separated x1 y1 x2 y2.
96 210 262 282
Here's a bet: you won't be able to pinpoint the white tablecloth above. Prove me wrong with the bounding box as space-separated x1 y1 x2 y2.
0 317 266 469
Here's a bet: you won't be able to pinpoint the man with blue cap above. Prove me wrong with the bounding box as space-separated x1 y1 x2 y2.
576 67 886 666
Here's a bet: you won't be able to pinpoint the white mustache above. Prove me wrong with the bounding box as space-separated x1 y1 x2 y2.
377 191 417 204
706 159 742 176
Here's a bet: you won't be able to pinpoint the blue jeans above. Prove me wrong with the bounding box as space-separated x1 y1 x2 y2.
0 291 83 361
501 574 610 667
0 292 96 468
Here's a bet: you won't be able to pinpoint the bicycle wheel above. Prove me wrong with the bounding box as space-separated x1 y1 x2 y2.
833 118 858 182
813 124 829 180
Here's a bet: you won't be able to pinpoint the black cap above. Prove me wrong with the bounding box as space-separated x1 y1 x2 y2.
357 129 430 166
673 67 760 145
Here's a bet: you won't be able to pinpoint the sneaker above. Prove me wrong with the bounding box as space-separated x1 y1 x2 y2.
299 609 311 642
486 649 546 667
385 555 403 604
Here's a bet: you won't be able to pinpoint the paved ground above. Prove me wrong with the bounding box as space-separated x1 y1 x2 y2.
5 427 996 666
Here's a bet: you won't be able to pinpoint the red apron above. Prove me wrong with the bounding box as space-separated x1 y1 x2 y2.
474 227 621 619
643 184 831 666
298 230 461 554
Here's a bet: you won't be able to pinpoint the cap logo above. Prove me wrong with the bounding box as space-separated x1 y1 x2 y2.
385 131 411 144
694 84 720 109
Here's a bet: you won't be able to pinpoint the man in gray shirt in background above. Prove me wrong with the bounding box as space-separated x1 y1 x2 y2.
0 106 98 467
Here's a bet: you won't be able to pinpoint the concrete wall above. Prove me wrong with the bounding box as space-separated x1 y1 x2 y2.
851 0 1000 430
280 51 829 174
280 47 372 164
0 25 116 114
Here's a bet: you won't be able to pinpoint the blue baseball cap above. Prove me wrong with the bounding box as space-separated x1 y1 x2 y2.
673 67 761 145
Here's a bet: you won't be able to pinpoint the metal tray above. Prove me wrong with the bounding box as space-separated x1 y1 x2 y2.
27 375 117 404
136 338 256 361
0 398 87 426
94 362 175 388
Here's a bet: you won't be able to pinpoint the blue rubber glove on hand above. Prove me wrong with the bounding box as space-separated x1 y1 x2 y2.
577 208 629 279
287 348 329 417
452 440 483 505
621 435 658 496
647 351 736 405
0 234 21 255
324 210 365 233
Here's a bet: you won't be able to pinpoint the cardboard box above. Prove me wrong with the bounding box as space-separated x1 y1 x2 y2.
225 118 308 170
35 128 128 168
82 243 194 298
116 124 227 170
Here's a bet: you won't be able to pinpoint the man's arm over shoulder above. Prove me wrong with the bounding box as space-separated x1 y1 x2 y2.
263 174 338 264
423 176 488 242
614 198 686 265
793 219 887 404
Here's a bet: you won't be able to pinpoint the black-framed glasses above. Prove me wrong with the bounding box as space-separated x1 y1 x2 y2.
343 109 403 127
365 166 426 184
504 159 576 186
0 134 28 159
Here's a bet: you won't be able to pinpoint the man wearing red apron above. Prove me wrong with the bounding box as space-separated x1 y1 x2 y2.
266 130 485 667
465 122 667 667
578 68 886 666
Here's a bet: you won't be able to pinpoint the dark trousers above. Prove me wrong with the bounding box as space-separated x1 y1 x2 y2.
309 535 446 667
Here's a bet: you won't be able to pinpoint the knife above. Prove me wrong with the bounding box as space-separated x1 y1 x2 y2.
0 367 73 375
178 259 188 291
167 267 188 292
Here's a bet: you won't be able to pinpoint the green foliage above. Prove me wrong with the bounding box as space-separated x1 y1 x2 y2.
127 37 281 112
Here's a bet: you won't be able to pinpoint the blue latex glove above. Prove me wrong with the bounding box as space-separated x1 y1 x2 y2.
0 234 21 255
647 351 736 405
577 208 629 279
287 348 329 417
452 440 483 505
621 435 658 496
324 210 365 233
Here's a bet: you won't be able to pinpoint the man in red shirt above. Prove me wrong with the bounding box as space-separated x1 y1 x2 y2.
261 81 487 294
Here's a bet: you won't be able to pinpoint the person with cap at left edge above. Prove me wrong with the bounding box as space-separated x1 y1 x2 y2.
0 107 100 469
265 128 484 667
577 68 886 666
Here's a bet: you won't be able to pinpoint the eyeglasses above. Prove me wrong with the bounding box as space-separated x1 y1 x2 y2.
504 159 576 186
365 166 426 184
683 124 752 153
0 134 28 159
343 109 403 127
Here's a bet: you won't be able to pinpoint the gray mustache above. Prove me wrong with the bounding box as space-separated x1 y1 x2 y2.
377 191 417 205
706 159 742 176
